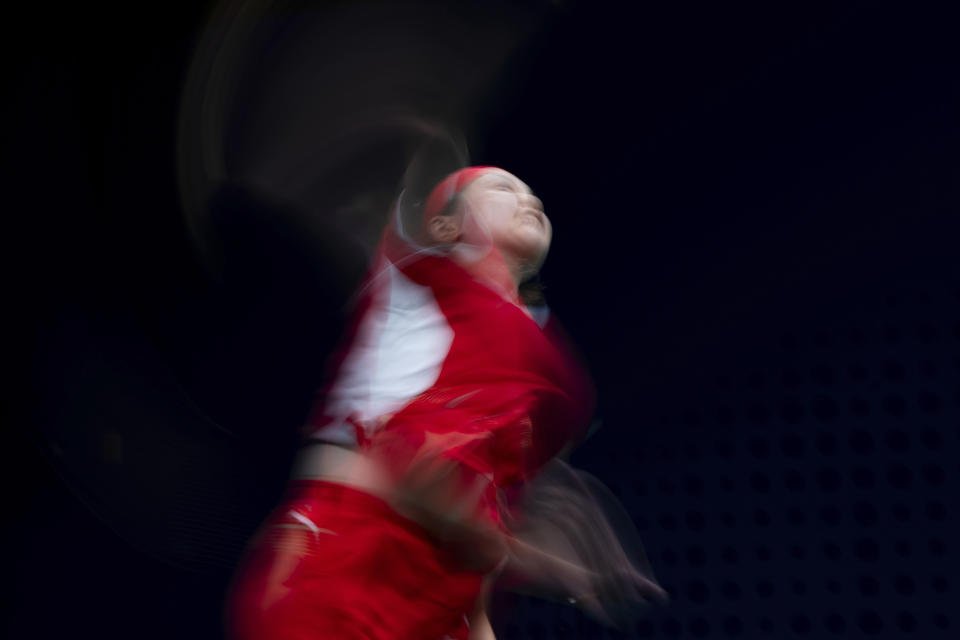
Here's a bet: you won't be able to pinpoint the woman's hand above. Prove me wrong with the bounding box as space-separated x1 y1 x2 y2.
388 449 508 572
502 536 669 627
502 536 597 600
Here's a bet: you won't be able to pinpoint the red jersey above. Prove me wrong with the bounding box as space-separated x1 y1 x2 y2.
307 221 595 522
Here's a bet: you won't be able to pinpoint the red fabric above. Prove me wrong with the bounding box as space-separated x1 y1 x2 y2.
232 196 595 638
226 481 482 640
368 227 595 523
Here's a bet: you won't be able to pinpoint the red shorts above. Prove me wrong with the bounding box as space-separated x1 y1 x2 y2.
225 481 484 640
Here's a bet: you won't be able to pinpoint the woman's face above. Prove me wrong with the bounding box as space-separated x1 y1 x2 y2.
456 169 552 276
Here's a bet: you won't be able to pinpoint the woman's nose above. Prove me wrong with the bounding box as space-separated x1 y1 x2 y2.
522 192 543 211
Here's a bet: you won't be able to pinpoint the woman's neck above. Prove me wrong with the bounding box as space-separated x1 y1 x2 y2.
452 246 521 304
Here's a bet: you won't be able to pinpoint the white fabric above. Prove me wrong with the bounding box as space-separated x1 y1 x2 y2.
311 262 454 444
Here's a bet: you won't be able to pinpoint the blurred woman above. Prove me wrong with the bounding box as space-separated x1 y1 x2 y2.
225 165 665 640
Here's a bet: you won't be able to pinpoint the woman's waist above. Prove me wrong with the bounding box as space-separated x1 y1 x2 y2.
287 446 435 535
290 441 393 498
291 441 508 527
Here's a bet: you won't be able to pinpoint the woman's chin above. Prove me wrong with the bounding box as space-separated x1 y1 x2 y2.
512 230 551 256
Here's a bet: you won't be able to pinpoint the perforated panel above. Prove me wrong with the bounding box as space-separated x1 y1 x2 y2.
493 282 958 638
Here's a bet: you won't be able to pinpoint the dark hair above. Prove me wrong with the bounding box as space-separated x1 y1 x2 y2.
519 273 547 306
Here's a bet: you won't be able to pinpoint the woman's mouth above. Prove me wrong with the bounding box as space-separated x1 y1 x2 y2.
519 208 545 228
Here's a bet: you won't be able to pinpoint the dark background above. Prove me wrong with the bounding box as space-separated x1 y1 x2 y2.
6 1 958 638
